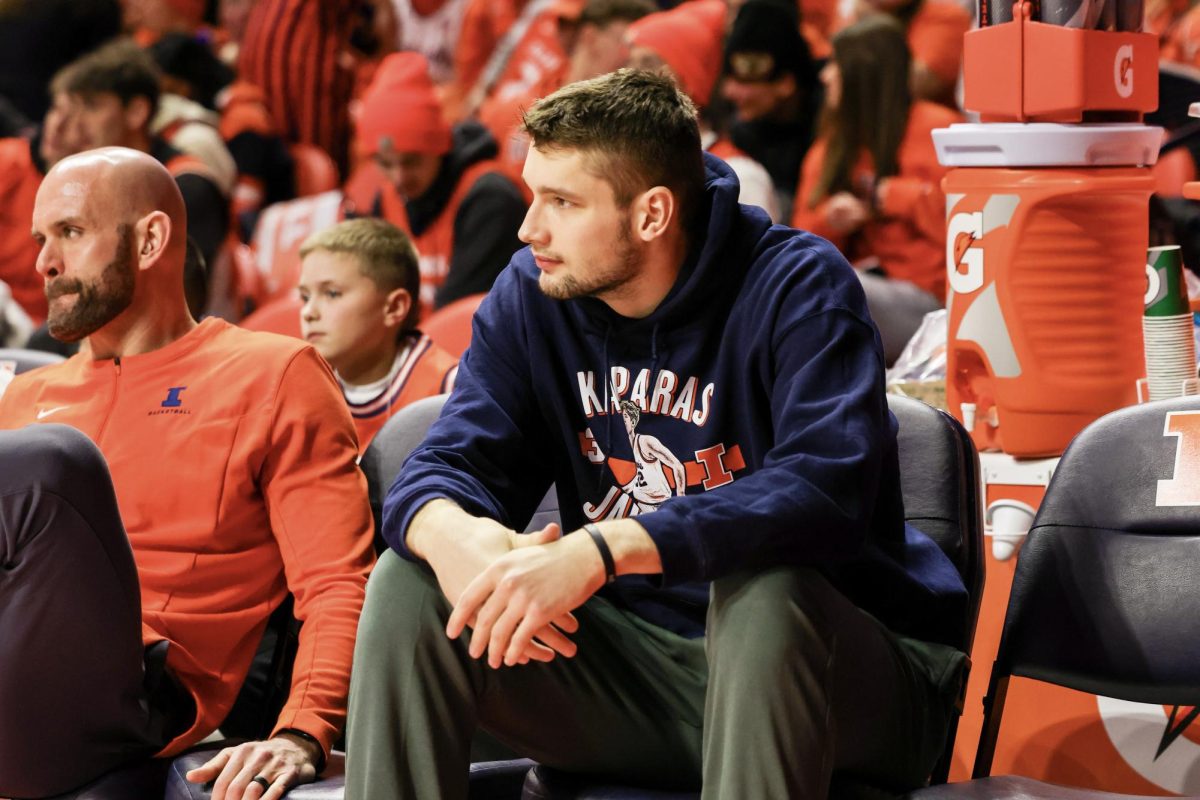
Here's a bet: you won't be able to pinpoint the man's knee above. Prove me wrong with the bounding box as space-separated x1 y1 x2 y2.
0 424 127 567
707 566 840 674
355 550 453 664
0 424 109 496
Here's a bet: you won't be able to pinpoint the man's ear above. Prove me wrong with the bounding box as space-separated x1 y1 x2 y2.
632 186 676 243
383 287 413 329
136 211 172 271
124 96 152 135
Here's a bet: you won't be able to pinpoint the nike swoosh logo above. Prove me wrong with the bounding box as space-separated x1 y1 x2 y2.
36 406 69 420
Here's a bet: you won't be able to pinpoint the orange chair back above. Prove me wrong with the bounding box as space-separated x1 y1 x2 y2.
421 293 486 358
240 294 303 340
290 143 340 197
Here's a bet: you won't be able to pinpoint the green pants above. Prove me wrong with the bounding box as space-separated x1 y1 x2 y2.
346 551 964 799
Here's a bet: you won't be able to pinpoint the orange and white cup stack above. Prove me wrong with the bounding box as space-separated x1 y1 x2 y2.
1139 245 1199 401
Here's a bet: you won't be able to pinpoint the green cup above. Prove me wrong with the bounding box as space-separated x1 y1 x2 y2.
1145 245 1190 317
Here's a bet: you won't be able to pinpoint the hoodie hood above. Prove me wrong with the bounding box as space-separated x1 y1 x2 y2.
567 152 772 344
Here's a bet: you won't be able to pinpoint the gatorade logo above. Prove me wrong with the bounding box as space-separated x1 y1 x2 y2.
1146 261 1163 307
1115 45 1134 99
947 211 985 295
1099 697 1200 795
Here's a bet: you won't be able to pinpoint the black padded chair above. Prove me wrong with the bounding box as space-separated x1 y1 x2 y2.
910 396 1200 799
361 393 560 546
523 394 985 799
361 393 450 553
0 346 64 373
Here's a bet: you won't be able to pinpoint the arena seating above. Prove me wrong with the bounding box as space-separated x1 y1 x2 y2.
911 396 1200 799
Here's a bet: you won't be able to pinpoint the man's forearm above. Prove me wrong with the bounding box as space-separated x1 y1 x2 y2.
409 499 663 578
405 498 469 561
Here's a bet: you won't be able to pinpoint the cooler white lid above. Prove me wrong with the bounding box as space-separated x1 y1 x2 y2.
932 123 1162 167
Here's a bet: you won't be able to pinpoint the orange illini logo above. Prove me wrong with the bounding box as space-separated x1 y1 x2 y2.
1156 410 1200 506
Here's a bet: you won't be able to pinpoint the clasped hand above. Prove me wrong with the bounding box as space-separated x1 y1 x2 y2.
432 520 606 668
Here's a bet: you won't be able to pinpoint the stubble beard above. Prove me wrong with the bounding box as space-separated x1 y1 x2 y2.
46 225 137 343
538 222 641 303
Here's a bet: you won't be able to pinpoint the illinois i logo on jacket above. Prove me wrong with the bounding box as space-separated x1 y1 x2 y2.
150 386 191 416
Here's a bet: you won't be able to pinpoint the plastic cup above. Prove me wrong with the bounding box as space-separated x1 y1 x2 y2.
1143 304 1198 400
1146 246 1190 317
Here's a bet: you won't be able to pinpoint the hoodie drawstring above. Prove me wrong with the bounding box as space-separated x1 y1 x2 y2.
598 324 613 494
649 324 660 380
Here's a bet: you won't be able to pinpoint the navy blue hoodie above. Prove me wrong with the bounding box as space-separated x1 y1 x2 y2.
384 154 966 646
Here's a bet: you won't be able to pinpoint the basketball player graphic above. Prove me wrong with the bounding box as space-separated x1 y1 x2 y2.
619 399 686 511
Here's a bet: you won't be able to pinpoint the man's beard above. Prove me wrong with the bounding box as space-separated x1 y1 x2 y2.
538 219 641 302
46 225 137 343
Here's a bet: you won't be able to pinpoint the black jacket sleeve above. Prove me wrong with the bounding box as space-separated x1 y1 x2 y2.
435 172 526 308
174 172 230 270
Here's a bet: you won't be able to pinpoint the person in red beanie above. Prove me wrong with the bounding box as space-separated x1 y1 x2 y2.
626 0 780 220
357 52 526 316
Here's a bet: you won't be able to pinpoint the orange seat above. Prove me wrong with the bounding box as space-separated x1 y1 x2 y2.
249 190 347 307
1152 145 1197 197
290 143 340 198
239 294 302 340
421 293 486 359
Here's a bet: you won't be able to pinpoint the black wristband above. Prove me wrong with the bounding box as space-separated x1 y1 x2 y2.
583 523 617 584
277 727 326 773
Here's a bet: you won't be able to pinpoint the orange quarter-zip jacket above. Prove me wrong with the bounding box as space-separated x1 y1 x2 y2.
0 317 375 759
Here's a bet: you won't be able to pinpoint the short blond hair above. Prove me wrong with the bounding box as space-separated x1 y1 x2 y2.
300 218 421 328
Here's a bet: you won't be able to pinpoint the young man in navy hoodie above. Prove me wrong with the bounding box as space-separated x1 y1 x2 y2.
346 69 968 799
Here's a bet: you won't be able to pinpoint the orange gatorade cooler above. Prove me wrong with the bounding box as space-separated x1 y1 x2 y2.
934 123 1159 456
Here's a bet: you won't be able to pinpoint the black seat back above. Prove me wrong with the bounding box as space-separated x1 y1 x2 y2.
361 393 451 553
996 396 1200 704
889 394 986 655
887 394 984 786
970 396 1200 779
0 347 65 374
360 393 561 543
220 596 300 740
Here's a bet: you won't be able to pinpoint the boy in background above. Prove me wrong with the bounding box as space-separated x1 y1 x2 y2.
298 218 458 453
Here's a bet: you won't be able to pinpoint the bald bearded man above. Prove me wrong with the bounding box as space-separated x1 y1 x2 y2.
0 148 374 799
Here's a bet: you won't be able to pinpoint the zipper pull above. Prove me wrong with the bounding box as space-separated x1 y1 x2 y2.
114 355 121 375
